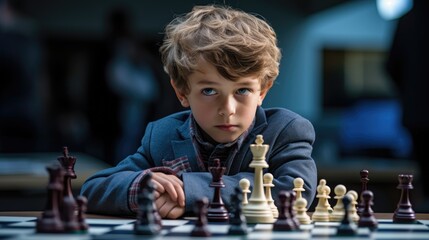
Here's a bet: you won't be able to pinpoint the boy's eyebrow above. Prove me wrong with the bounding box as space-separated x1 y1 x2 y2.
195 79 220 85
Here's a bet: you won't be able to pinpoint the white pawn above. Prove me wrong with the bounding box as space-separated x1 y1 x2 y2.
346 190 360 222
293 177 305 210
311 179 331 222
263 173 278 218
295 197 311 225
330 184 347 222
239 178 251 205
293 177 305 200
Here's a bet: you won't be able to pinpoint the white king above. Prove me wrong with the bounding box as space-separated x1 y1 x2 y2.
242 135 275 223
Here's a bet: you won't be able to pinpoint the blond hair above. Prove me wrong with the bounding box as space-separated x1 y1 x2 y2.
160 5 281 94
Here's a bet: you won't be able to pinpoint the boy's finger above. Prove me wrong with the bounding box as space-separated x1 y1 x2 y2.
163 181 178 201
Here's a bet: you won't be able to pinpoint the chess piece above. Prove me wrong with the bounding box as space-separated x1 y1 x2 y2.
228 187 248 235
135 172 162 235
330 184 347 222
273 191 297 231
293 177 305 201
139 172 162 228
346 190 360 222
57 146 77 213
62 196 80 233
393 174 416 223
336 194 357 236
239 178 251 205
36 164 65 233
295 198 311 224
242 135 275 223
76 196 89 232
311 179 331 222
191 198 211 237
264 173 278 218
358 169 369 216
288 191 300 228
358 190 378 230
207 159 229 222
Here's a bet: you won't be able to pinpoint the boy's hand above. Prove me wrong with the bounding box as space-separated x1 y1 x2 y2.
155 192 185 219
151 172 185 207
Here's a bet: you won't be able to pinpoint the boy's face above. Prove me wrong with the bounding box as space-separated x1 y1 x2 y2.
171 59 267 143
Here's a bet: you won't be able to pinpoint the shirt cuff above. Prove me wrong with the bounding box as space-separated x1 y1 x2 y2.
128 167 178 213
128 170 148 213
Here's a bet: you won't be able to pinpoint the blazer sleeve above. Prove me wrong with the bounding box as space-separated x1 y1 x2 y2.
80 122 156 215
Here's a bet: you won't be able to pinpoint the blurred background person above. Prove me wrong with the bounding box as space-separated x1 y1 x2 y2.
386 0 429 208
0 0 48 152
105 7 160 164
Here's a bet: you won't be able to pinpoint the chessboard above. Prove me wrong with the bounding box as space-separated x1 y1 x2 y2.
1 215 429 240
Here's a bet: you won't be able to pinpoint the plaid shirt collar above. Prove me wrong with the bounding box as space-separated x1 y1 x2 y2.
189 114 255 171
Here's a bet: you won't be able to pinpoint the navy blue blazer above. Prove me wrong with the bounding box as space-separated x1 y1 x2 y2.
80 106 318 215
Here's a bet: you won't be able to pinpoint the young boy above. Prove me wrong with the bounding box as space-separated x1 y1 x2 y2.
81 4 317 219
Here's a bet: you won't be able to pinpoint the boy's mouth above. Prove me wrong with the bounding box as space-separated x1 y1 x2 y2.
215 124 238 131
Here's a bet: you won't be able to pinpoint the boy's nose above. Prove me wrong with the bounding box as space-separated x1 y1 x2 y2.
218 96 236 116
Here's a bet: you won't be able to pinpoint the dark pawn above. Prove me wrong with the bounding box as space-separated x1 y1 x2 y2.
36 164 65 233
76 196 89 232
207 159 229 222
358 190 378 230
358 169 369 216
393 174 416 223
289 191 300 229
134 174 161 235
191 198 211 237
337 194 357 236
228 187 248 235
62 196 80 233
140 172 162 228
273 191 297 231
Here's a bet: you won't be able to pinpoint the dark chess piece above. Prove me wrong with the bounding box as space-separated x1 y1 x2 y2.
289 191 300 229
207 159 229 222
358 169 369 216
140 172 162 228
228 187 248 235
337 194 357 236
191 198 211 237
393 174 416 223
36 164 65 233
76 196 89 232
273 191 297 231
57 146 77 214
62 196 80 233
134 172 162 235
358 190 378 230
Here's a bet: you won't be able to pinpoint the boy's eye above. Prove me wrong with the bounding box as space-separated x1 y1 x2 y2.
236 88 251 95
201 88 217 96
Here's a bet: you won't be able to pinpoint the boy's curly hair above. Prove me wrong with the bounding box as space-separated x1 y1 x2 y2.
160 5 281 94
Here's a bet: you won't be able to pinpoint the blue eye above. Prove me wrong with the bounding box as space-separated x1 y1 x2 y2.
236 88 251 95
202 88 217 96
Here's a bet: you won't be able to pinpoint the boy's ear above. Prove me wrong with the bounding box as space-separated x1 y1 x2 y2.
258 88 269 106
170 79 190 107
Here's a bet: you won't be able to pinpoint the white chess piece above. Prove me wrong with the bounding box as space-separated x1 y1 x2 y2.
263 173 278 218
239 178 251 205
242 135 274 223
295 197 312 224
293 177 305 200
346 190 360 222
330 184 347 222
311 179 331 222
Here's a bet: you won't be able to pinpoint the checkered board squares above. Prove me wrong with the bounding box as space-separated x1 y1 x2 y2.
0 216 428 240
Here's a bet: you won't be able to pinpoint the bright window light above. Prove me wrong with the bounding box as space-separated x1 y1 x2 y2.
377 0 413 20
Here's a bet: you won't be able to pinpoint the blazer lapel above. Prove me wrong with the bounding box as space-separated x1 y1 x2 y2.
171 117 200 171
